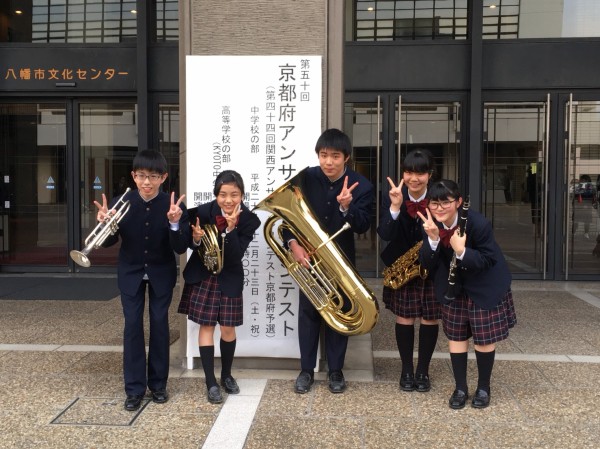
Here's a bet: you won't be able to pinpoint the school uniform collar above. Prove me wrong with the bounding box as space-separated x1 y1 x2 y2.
138 191 160 203
407 191 427 202
320 167 348 184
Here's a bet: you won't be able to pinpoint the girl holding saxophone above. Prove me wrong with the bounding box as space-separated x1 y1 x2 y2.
378 149 441 393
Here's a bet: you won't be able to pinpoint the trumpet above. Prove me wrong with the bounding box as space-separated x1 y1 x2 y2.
198 223 225 275
70 188 131 267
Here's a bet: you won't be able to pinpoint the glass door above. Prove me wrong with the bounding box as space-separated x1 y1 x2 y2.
482 99 550 277
344 94 463 278
75 102 138 269
564 96 600 277
0 102 68 267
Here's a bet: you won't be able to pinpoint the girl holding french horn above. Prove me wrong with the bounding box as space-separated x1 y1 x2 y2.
417 180 517 409
378 149 441 394
175 170 261 404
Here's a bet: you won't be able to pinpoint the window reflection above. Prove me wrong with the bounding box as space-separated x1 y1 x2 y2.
158 104 180 194
0 0 137 43
350 0 469 41
154 0 178 42
483 0 600 39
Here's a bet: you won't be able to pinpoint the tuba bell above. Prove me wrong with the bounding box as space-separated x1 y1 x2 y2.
198 223 225 275
253 169 379 336
70 188 131 267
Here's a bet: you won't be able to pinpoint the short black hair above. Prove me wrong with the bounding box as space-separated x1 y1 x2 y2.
402 149 435 174
314 128 352 157
132 150 167 174
427 179 461 202
213 170 245 196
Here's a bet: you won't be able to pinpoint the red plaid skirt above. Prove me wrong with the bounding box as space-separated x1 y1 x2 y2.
382 278 441 320
177 275 243 327
442 289 517 345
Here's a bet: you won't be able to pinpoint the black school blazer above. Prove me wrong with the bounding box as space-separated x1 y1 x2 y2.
176 200 261 297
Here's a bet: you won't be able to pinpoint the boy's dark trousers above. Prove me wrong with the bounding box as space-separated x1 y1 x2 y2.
121 280 172 396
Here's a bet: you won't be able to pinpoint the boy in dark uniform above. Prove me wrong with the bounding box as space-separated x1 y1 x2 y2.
95 150 188 411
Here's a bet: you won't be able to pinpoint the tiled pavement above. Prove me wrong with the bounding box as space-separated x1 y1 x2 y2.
0 280 599 448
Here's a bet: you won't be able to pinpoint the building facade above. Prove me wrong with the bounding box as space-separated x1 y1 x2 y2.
1 0 600 281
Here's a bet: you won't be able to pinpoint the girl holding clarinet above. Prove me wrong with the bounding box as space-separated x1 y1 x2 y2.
417 179 516 409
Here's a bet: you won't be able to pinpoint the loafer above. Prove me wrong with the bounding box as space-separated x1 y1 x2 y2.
471 388 490 409
294 371 314 394
151 389 168 404
449 389 468 410
415 373 431 392
221 376 240 394
207 385 223 404
328 371 347 394
399 372 415 391
124 394 143 411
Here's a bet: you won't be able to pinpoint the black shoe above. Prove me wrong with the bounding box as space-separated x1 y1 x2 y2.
221 376 240 394
399 373 415 391
294 371 314 394
151 389 168 404
207 385 223 404
415 373 431 392
124 394 143 411
449 389 468 410
328 371 347 394
471 388 491 409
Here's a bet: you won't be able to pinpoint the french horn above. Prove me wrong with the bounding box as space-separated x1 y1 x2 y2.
198 223 225 275
70 188 131 267
253 168 379 336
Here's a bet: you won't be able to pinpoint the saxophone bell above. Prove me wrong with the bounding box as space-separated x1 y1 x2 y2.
382 241 428 289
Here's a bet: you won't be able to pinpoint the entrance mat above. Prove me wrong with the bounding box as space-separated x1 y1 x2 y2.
50 397 149 426
0 276 120 301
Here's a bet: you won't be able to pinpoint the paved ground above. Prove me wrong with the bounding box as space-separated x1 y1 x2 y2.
0 279 599 448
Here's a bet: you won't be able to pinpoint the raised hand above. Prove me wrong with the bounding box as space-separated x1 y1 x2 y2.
336 176 359 211
387 177 404 211
167 191 185 223
417 208 440 242
223 203 242 231
191 217 205 244
93 193 112 223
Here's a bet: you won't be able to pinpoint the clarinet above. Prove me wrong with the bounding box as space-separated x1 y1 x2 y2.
442 195 470 304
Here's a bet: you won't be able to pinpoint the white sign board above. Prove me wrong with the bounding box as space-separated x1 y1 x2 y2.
185 55 322 364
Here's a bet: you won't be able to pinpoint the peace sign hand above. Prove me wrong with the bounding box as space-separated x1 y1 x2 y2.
167 192 185 223
191 217 205 244
337 176 359 211
387 177 404 211
93 193 113 223
223 204 242 232
417 208 440 242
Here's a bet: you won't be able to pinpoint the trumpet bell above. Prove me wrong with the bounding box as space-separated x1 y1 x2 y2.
70 250 91 268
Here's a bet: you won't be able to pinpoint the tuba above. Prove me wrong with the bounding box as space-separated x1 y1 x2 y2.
253 169 379 336
382 241 428 289
70 188 131 267
198 223 225 275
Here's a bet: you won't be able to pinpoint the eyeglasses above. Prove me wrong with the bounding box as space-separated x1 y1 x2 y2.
134 172 163 182
428 199 456 210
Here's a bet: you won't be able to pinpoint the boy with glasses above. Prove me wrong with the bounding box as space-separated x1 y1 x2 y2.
417 179 516 409
95 149 188 411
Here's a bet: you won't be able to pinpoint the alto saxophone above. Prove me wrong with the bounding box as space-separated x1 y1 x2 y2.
382 241 428 289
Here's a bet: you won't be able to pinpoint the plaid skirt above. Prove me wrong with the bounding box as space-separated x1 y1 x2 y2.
382 278 441 320
177 275 243 327
442 289 517 345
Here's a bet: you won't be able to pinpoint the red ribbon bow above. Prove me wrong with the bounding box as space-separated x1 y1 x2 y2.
405 199 429 218
215 215 228 232
439 226 458 247
215 214 239 232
